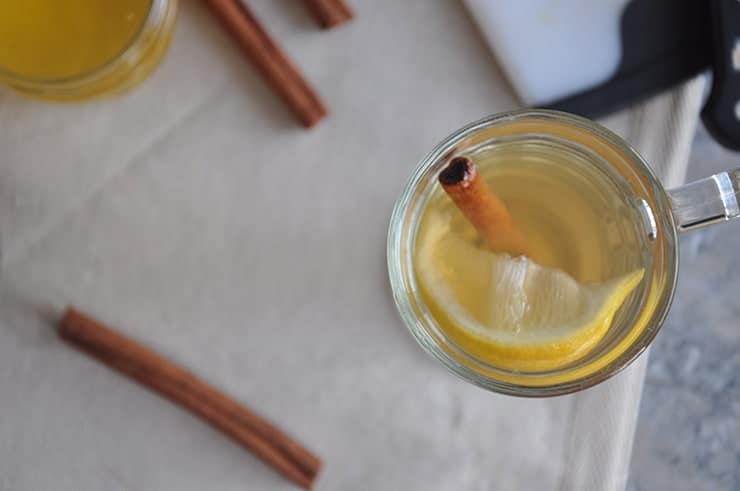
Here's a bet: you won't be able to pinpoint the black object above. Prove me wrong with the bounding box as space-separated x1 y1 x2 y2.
701 0 740 151
545 0 740 151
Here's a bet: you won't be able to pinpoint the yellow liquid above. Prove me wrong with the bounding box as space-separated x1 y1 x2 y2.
0 0 152 80
414 138 648 371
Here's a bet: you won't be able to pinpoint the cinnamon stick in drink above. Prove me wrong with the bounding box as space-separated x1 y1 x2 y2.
59 307 321 489
439 156 529 256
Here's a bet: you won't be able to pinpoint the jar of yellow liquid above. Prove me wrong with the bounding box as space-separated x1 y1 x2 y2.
0 0 177 100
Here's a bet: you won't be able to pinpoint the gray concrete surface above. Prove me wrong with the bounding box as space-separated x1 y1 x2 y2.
630 125 740 491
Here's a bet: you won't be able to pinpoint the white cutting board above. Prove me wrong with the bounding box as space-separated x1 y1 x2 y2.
463 0 631 105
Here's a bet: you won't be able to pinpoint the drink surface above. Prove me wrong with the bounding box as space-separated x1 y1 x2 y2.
413 138 647 372
0 0 151 80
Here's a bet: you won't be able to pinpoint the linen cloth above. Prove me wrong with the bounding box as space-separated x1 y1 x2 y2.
0 1 704 489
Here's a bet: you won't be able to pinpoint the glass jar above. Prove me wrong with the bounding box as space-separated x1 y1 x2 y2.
388 110 740 397
0 0 178 101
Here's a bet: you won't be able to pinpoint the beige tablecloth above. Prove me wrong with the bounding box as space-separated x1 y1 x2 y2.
0 1 704 490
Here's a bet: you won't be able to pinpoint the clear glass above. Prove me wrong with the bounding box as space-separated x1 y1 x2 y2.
667 168 740 231
388 110 680 397
0 0 177 101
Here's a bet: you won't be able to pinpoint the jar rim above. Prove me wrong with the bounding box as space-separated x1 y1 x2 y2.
387 109 679 396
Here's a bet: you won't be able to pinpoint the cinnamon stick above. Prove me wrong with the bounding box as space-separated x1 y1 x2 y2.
59 307 321 489
302 0 353 29
439 156 529 256
205 0 327 128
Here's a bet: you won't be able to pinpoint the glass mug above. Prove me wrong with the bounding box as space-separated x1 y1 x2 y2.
0 0 177 101
387 109 740 397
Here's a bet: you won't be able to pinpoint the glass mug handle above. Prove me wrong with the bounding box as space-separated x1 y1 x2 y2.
667 168 740 232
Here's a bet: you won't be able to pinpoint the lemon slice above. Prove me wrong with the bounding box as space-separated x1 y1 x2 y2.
416 212 644 372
